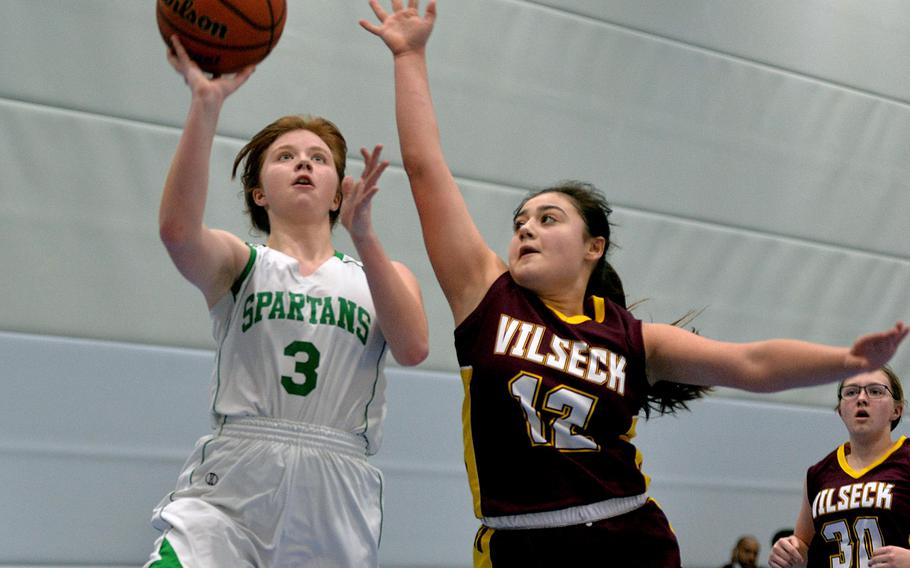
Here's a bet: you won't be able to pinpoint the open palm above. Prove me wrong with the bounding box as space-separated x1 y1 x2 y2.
360 0 437 56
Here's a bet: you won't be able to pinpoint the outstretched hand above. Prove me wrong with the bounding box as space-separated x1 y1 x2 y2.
165 35 254 101
339 145 391 239
360 0 437 56
848 322 908 371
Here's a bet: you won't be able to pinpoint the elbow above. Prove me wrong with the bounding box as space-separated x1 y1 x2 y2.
401 155 426 182
393 341 429 367
158 217 195 251
159 218 183 247
401 152 445 184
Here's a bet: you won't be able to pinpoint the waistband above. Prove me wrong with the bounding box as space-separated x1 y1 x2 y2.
220 416 368 459
482 493 649 529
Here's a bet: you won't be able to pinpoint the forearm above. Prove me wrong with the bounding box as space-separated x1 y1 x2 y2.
736 339 857 392
646 323 857 392
391 48 502 314
393 49 448 190
351 230 428 366
159 95 223 245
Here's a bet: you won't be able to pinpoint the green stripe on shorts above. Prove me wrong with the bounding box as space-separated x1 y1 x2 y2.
149 538 183 567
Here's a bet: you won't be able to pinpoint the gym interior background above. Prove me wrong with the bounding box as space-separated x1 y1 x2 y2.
2 1 909 566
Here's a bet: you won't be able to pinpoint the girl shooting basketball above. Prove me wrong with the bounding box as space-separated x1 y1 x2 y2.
361 1 907 565
144 35 428 567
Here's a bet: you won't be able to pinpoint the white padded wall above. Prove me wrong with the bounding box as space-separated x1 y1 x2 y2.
3 331 905 567
2 0 910 566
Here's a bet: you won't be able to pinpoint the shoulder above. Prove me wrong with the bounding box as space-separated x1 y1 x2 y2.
807 446 842 477
454 272 524 333
329 250 361 266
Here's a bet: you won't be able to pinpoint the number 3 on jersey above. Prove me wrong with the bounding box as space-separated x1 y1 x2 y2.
281 340 320 396
509 372 599 451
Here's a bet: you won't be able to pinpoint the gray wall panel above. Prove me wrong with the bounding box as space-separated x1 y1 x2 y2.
532 0 910 104
3 0 910 565
4 332 904 566
3 100 906 396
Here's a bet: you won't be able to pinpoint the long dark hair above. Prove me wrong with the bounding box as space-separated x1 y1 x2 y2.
516 181 711 418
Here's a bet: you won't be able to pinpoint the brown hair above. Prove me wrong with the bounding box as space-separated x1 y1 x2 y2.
231 115 347 234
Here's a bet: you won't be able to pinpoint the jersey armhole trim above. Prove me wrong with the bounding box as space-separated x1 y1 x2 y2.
231 244 258 298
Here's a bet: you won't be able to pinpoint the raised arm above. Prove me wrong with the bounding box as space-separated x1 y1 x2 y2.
158 36 255 308
643 321 907 391
361 0 505 324
339 145 429 366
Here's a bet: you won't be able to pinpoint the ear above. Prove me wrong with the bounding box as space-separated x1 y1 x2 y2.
252 187 267 207
585 236 606 262
893 401 903 422
331 187 343 212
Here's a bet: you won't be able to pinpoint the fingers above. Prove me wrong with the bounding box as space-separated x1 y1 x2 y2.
366 0 388 21
229 65 257 90
169 35 193 67
768 537 804 568
341 175 356 199
425 0 437 24
360 145 389 188
342 156 384 207
361 145 382 169
361 144 384 172
359 18 382 35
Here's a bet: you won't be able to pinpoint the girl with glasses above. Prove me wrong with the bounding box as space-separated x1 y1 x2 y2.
770 367 910 567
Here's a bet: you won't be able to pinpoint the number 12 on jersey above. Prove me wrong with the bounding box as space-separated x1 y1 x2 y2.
509 372 600 452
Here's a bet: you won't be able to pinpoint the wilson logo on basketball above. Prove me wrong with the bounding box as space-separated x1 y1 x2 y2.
159 0 229 40
156 0 287 74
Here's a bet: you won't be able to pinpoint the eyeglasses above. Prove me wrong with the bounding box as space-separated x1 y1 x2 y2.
839 383 893 400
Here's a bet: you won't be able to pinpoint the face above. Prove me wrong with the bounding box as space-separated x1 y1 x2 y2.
837 370 902 437
253 129 341 225
734 537 759 568
508 192 604 293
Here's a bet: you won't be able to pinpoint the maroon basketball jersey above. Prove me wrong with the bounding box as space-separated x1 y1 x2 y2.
806 437 910 567
454 272 651 521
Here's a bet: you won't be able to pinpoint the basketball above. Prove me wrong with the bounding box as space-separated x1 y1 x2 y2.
157 0 287 74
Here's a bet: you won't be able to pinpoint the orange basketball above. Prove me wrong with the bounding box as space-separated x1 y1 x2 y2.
157 0 287 74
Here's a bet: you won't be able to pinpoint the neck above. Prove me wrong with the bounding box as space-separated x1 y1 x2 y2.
266 223 335 273
533 274 591 317
847 431 897 469
537 289 586 317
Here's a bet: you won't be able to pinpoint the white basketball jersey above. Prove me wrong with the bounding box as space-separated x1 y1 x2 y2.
208 245 388 454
